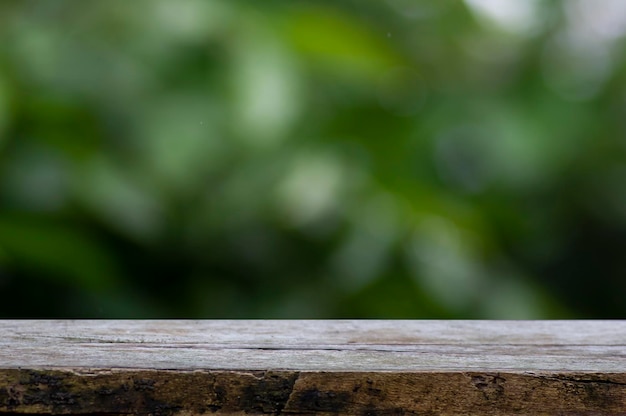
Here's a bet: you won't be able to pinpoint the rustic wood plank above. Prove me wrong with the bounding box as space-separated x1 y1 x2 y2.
1 320 626 415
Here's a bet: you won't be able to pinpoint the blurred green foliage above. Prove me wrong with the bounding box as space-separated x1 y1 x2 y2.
1 0 626 318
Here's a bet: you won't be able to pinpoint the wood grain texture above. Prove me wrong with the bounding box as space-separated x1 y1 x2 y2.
1 320 626 415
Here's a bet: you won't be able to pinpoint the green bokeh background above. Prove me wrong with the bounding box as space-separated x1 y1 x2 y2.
1 0 626 318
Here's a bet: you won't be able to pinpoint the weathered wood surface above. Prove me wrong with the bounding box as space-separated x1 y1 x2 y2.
1 320 626 415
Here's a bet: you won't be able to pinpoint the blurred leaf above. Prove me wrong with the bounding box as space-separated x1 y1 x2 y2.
73 155 164 242
228 26 302 147
0 74 10 147
0 215 120 291
0 141 69 212
283 5 405 80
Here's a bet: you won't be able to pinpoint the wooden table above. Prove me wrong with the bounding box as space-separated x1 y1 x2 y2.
1 320 625 415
